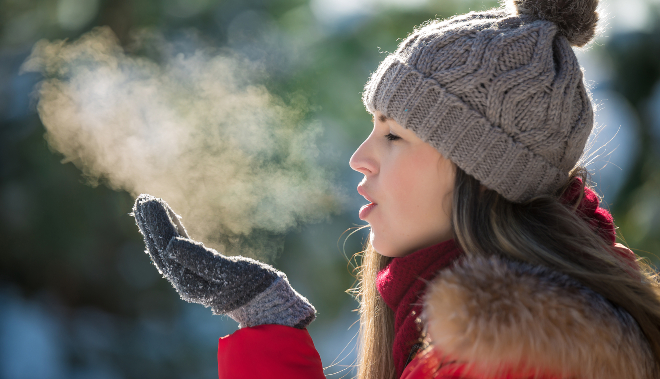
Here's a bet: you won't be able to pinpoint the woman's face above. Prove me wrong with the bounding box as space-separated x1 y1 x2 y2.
349 111 456 257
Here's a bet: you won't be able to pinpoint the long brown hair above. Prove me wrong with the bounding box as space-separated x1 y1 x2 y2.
350 166 660 379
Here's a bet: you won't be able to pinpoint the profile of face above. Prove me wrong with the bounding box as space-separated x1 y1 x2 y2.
349 111 456 257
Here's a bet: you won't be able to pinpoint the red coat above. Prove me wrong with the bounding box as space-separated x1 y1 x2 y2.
217 241 653 379
217 325 324 379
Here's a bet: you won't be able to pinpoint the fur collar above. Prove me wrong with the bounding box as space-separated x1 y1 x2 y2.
422 255 657 379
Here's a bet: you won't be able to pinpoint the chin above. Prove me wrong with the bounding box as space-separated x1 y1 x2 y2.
369 231 386 255
370 232 401 257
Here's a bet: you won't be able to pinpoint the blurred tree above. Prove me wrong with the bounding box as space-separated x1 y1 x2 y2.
1 0 659 378
603 17 660 259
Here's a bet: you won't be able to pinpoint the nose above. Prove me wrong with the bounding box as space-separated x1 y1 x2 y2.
349 134 377 175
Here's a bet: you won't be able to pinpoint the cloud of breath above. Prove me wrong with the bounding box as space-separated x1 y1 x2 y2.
22 26 343 261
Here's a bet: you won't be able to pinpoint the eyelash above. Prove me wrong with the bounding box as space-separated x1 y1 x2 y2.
385 133 401 141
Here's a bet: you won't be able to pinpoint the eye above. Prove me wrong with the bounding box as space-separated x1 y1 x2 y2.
385 133 401 141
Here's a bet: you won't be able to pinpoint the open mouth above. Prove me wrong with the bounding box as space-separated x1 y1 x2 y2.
357 185 377 220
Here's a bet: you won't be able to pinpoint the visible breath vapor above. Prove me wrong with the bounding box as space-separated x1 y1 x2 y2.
22 26 343 261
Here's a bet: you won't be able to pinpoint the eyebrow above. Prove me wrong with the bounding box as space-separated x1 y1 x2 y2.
372 114 392 123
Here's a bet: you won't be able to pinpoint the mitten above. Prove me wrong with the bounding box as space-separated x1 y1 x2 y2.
132 194 316 329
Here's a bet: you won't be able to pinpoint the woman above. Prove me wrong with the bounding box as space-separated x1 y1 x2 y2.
132 0 660 378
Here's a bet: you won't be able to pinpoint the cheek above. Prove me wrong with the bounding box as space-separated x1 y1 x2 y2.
382 151 453 232
370 144 455 257
392 153 445 203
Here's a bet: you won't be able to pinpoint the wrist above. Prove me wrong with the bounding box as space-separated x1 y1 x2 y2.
225 273 316 329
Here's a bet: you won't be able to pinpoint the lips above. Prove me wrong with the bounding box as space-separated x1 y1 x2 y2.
359 203 376 220
357 184 377 220
357 185 376 205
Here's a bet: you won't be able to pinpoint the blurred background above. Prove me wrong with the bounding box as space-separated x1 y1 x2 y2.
1 0 659 378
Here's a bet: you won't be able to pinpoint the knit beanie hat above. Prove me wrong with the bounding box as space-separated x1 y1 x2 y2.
362 0 599 203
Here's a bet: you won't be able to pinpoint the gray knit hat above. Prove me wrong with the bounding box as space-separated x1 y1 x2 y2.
363 0 599 203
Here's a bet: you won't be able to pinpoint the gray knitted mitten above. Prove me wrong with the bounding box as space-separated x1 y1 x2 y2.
132 194 316 329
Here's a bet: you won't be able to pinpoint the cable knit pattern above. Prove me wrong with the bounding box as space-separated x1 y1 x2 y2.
362 8 594 203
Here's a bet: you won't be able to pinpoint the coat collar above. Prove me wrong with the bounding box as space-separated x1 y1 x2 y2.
422 255 657 379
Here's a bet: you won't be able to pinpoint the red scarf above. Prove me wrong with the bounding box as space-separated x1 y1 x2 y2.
561 177 615 245
376 178 623 378
376 239 463 379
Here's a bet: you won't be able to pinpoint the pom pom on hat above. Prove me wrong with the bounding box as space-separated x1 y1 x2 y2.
509 0 599 46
